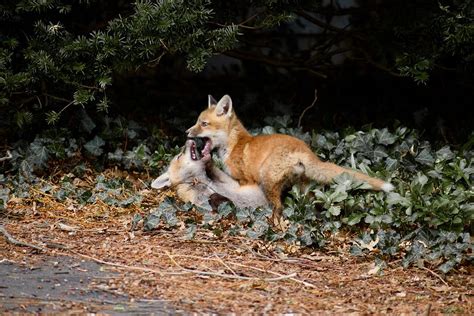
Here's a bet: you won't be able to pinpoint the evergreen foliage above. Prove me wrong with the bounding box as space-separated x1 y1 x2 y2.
1 0 239 129
1 1 473 131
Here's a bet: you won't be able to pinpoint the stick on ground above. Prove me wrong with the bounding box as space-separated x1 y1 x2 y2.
0 224 44 251
0 150 12 162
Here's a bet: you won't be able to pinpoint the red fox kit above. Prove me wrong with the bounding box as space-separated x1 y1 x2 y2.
186 95 394 224
151 138 268 210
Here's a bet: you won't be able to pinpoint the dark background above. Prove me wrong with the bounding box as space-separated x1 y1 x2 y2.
1 0 473 144
113 55 473 144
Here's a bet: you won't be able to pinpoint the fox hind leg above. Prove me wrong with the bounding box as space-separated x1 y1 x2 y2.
264 181 285 228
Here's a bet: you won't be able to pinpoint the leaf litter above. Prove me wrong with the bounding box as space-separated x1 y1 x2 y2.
1 167 472 314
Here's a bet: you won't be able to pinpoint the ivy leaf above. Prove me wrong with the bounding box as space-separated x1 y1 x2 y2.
130 213 143 231
84 136 105 156
376 128 397 145
185 224 197 240
372 145 388 161
438 260 456 274
385 157 398 171
403 240 427 268
247 220 269 239
436 146 454 161
29 141 49 168
415 148 435 166
108 148 124 161
261 126 276 135
299 228 313 246
352 133 373 153
346 213 364 226
386 192 411 207
217 202 233 218
144 211 161 231
328 205 341 216
236 207 251 222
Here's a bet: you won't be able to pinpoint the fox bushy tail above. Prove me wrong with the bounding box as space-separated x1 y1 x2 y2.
302 154 394 192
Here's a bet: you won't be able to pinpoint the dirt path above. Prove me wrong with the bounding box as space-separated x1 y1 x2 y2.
1 214 472 314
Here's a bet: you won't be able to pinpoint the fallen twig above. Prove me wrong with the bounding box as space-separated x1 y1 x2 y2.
167 253 316 288
0 150 12 162
214 253 238 276
0 224 44 251
69 250 300 283
68 250 165 276
420 266 449 287
298 89 318 128
424 303 432 316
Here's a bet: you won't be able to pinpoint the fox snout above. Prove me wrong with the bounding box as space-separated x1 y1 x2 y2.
186 125 198 137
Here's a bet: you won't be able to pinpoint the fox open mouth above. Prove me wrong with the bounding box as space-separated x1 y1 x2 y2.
189 137 212 161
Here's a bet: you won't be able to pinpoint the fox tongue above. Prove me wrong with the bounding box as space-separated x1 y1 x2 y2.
202 139 212 157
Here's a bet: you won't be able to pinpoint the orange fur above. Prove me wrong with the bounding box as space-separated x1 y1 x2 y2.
187 95 394 223
151 139 268 209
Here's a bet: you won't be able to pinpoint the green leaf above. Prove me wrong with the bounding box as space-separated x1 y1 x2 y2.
417 173 429 187
247 220 269 239
144 198 177 230
438 260 456 274
328 205 341 216
185 224 197 240
97 96 110 112
436 146 454 161
346 213 364 226
385 157 398 171
84 136 105 156
386 192 411 207
144 211 161 231
376 128 397 145
217 202 233 218
73 89 95 105
29 141 49 168
236 207 251 222
130 213 143 230
45 111 60 125
415 148 435 166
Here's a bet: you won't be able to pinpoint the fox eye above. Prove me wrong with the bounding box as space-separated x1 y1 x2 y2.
201 121 209 127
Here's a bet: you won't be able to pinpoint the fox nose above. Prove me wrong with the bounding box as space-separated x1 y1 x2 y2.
185 127 193 137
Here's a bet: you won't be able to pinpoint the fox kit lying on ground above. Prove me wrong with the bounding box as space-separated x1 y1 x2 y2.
186 95 394 224
151 138 268 210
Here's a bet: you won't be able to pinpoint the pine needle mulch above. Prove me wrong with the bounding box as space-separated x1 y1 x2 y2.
1 173 472 314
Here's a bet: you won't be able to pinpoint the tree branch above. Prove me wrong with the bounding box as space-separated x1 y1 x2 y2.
298 89 318 128
224 50 327 78
296 10 365 41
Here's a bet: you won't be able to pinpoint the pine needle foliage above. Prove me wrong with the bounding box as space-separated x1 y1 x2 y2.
1 0 473 132
1 0 239 128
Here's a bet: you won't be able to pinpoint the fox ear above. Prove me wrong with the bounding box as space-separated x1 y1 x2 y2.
151 171 171 189
215 95 233 117
208 95 217 108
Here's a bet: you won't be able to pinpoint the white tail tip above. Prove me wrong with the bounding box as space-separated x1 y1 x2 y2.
381 182 395 192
